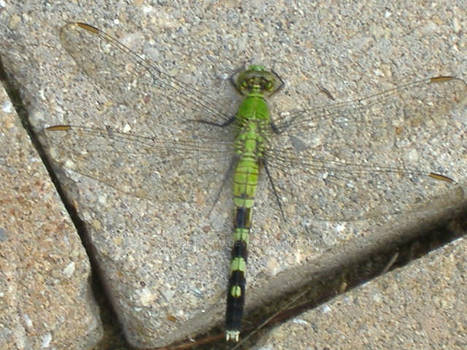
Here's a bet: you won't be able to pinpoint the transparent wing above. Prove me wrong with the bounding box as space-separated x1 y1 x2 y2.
59 22 233 125
274 77 465 134
45 123 234 206
264 76 466 222
45 22 238 213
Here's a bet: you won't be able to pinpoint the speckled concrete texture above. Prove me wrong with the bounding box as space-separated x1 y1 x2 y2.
255 237 466 350
0 87 102 348
0 1 465 347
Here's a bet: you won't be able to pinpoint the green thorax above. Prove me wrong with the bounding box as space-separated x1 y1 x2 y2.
232 65 283 155
232 65 282 208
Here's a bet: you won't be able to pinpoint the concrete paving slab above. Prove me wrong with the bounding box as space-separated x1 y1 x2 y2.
255 237 466 350
0 85 102 348
0 1 465 347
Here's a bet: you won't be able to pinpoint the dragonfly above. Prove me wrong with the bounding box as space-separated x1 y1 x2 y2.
44 22 465 342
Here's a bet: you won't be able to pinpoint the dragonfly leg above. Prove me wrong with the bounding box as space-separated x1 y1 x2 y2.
208 157 237 216
192 115 236 128
263 160 285 219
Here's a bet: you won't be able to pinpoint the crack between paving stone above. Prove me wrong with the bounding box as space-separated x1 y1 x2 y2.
0 56 131 350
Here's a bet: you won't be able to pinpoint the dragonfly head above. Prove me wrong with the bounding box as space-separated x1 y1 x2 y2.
232 65 283 97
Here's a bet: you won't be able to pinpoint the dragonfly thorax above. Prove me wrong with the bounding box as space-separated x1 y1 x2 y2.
234 119 268 160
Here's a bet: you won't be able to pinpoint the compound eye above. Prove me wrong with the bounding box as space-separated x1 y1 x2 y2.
261 79 272 91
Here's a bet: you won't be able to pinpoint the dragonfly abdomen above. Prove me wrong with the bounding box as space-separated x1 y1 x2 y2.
225 206 251 342
226 146 261 341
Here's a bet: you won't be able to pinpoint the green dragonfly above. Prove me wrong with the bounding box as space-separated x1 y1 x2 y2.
45 22 465 342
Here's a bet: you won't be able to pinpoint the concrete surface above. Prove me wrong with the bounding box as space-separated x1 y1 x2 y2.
0 85 102 348
0 1 465 347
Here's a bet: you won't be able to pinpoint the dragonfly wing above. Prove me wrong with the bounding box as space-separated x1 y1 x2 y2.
274 76 466 134
265 76 466 222
59 22 233 126
44 122 236 210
